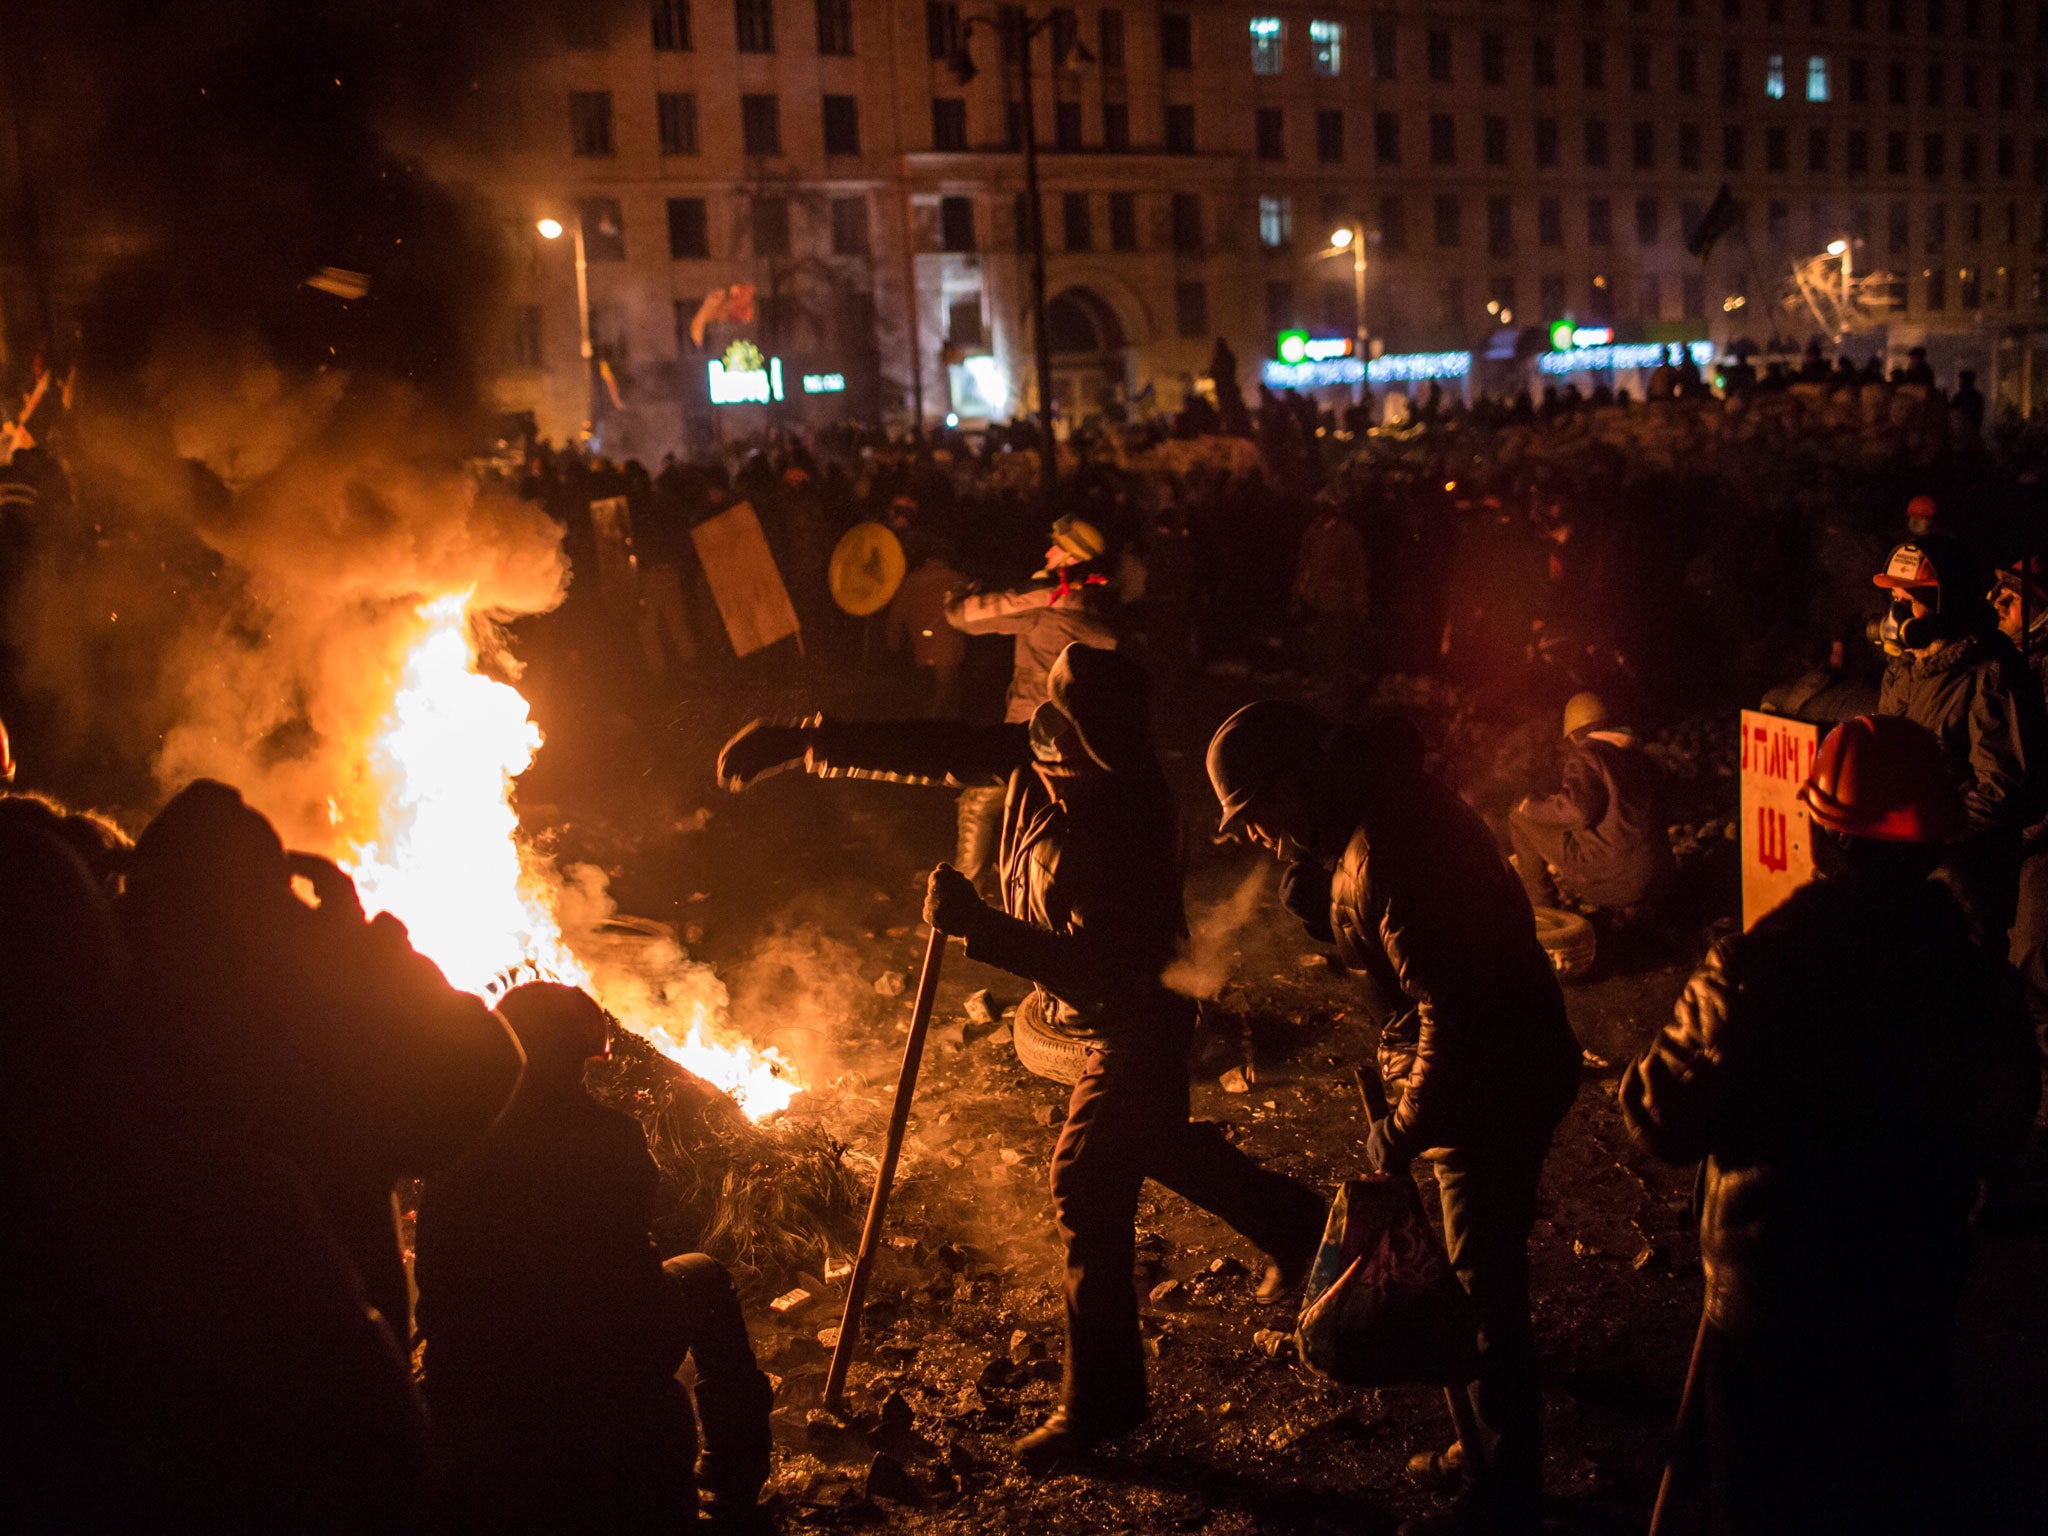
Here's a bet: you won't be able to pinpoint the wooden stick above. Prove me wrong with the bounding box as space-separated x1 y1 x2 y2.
823 925 947 1414
1352 1061 1487 1477
1647 1307 1713 1536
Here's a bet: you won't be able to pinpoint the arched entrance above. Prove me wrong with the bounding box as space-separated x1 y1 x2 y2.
1044 287 1129 421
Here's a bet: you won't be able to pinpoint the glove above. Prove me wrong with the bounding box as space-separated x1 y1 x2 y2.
1363 1117 1411 1176
923 862 989 938
1278 860 1335 943
287 851 367 925
716 720 811 790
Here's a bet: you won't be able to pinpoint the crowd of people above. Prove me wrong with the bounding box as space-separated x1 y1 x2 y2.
5 344 2048 1534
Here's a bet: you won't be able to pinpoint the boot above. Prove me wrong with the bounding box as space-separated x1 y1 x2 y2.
1256 1260 1305 1305
1012 1405 1145 1472
1405 1441 1465 1491
695 1369 775 1523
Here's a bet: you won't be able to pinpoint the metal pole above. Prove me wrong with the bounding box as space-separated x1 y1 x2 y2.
1019 21 1057 498
572 218 597 438
1353 227 1368 358
823 926 948 1414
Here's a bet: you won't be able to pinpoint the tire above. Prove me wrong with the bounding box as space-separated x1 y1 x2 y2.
1532 905 1598 981
1011 990 1090 1086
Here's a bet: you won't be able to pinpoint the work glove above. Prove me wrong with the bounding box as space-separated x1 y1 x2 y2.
923 862 989 939
287 851 367 925
716 720 812 790
1363 1117 1411 1176
1278 860 1336 944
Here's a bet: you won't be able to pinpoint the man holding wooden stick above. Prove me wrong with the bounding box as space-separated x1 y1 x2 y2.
718 645 1326 1471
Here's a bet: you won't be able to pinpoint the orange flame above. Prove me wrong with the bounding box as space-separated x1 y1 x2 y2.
342 595 798 1118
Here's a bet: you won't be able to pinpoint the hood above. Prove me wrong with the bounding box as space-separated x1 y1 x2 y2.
1046 643 1155 775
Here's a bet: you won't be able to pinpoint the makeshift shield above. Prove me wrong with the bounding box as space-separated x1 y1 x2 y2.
829 521 907 616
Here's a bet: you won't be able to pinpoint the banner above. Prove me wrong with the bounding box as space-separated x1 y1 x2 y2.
690 501 800 658
1738 709 1820 929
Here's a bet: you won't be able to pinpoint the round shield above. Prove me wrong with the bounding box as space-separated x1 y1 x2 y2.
829 521 907 616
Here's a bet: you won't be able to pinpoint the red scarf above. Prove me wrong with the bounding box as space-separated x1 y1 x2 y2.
1049 570 1107 606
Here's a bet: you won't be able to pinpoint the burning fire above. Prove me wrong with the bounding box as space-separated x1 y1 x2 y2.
341 594 798 1118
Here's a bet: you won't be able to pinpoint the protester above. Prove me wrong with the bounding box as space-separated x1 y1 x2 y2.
1206 701 1580 1536
1291 494 1372 715
416 982 772 1535
717 645 1328 1470
1621 715 2037 1535
1507 692 1674 917
884 536 968 719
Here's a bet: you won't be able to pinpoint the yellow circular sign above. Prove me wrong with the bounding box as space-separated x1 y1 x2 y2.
828 521 907 616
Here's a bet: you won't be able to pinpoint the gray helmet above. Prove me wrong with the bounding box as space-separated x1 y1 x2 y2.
1205 700 1325 835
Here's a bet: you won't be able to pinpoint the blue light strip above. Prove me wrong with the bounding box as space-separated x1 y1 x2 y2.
1537 340 1715 375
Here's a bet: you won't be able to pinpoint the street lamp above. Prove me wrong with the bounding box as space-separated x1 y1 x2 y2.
949 11 1093 497
1319 221 1369 386
537 212 598 436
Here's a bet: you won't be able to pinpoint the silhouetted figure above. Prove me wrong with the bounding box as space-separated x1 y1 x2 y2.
416 983 772 1535
1508 693 1673 916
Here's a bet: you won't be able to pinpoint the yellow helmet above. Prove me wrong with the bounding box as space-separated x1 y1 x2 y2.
1050 515 1105 563
1562 692 1610 739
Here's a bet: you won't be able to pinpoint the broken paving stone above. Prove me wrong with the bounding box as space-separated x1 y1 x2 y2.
825 1256 852 1282
982 1024 1013 1048
1253 1329 1295 1361
975 1357 1019 1392
1148 1278 1185 1305
1217 1400 1241 1418
770 1287 814 1315
1030 1357 1062 1382
878 1391 914 1436
1218 1067 1252 1094
934 1244 970 1271
1207 1255 1250 1279
962 989 997 1025
998 1148 1025 1165
873 971 907 998
864 1451 922 1505
817 1327 842 1350
1008 1329 1042 1364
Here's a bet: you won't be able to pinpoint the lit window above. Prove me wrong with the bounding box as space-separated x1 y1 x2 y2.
1310 19 1342 76
1250 16 1283 75
1259 193 1293 248
1767 53 1787 99
1806 55 1831 100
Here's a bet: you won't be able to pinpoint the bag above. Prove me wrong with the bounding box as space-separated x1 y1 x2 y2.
1294 1175 1479 1387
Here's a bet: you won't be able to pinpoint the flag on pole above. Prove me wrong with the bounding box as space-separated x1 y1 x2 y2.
687 284 761 347
1685 185 1741 262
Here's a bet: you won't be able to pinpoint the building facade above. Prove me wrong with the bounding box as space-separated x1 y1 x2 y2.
444 0 2048 455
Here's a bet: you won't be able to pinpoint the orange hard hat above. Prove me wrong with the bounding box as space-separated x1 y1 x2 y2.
1798 715 1963 844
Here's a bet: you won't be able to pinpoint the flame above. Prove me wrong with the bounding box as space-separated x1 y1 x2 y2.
342 594 798 1118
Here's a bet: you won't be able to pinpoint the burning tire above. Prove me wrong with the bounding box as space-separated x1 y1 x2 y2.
1532 905 1598 981
1011 989 1088 1086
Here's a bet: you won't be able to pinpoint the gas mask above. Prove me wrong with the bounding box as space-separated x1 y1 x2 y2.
1029 700 1081 764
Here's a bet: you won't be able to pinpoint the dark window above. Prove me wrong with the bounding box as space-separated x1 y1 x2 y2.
1536 116 1559 166
939 195 975 251
1588 196 1612 245
1165 103 1196 153
1055 100 1083 151
822 95 860 155
1488 194 1513 256
1888 130 1907 174
1927 63 1947 108
1109 192 1137 250
1483 31 1506 84
1379 194 1407 253
1964 135 1983 181
926 1 958 59
1013 190 1034 252
1051 6 1078 60
1725 124 1746 171
510 304 544 368
1632 41 1652 91
1809 127 1828 173
932 97 966 151
2001 66 2017 110
1063 192 1092 251
1678 45 1699 93
657 92 698 155
1539 196 1564 244
1633 121 1655 169
735 0 775 53
1888 60 1907 106
1585 38 1606 90
1849 57 1868 102
1679 121 1702 170
1257 106 1285 160
1485 115 1509 166
948 297 985 348
1927 132 1947 179
1429 27 1453 81
1431 113 1457 165
1375 110 1402 164
752 196 790 257
1318 108 1344 163
1103 102 1130 151
1541 274 1568 316
1723 48 1743 103
1435 193 1462 247
1766 125 1788 173
1929 0 1948 32
1175 280 1208 338
569 91 614 156
740 93 781 154
2001 134 2018 176
1926 266 1947 309
1373 21 1397 79
1965 64 1981 109
652 0 693 51
830 196 869 255
815 0 852 54
1849 128 1870 174
581 197 625 259
1161 11 1193 68
666 197 709 258
1889 201 1909 253
1683 272 1706 318
1535 36 1557 87
1266 280 1296 331
1171 193 1202 251
1637 194 1660 243
1585 117 1609 168
1005 100 1026 150
1100 8 1125 68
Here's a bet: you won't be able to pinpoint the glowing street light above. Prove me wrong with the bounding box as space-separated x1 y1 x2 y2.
1826 239 1848 256
535 211 596 432
536 217 564 240
1329 226 1354 250
1319 223 1368 368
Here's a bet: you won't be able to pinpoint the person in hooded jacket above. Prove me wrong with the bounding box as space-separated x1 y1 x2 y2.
1507 692 1674 915
1204 701 1581 1536
942 515 1120 893
1871 534 2048 939
716 645 1326 1470
1992 558 2048 1084
1621 715 2036 1535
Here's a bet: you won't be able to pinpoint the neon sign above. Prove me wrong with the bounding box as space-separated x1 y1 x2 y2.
1536 340 1715 375
1276 331 1356 364
708 339 784 404
801 372 847 395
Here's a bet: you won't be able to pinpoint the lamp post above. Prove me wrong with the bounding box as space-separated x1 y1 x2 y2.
949 12 1092 498
1327 224 1368 361
537 214 599 439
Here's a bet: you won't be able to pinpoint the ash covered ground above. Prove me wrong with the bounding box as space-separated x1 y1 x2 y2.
516 641 2048 1536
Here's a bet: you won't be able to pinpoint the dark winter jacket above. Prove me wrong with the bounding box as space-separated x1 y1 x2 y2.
1619 874 2036 1344
1305 733 1580 1157
1513 730 1674 908
945 582 1118 722
1878 629 2048 928
805 719 1191 1039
